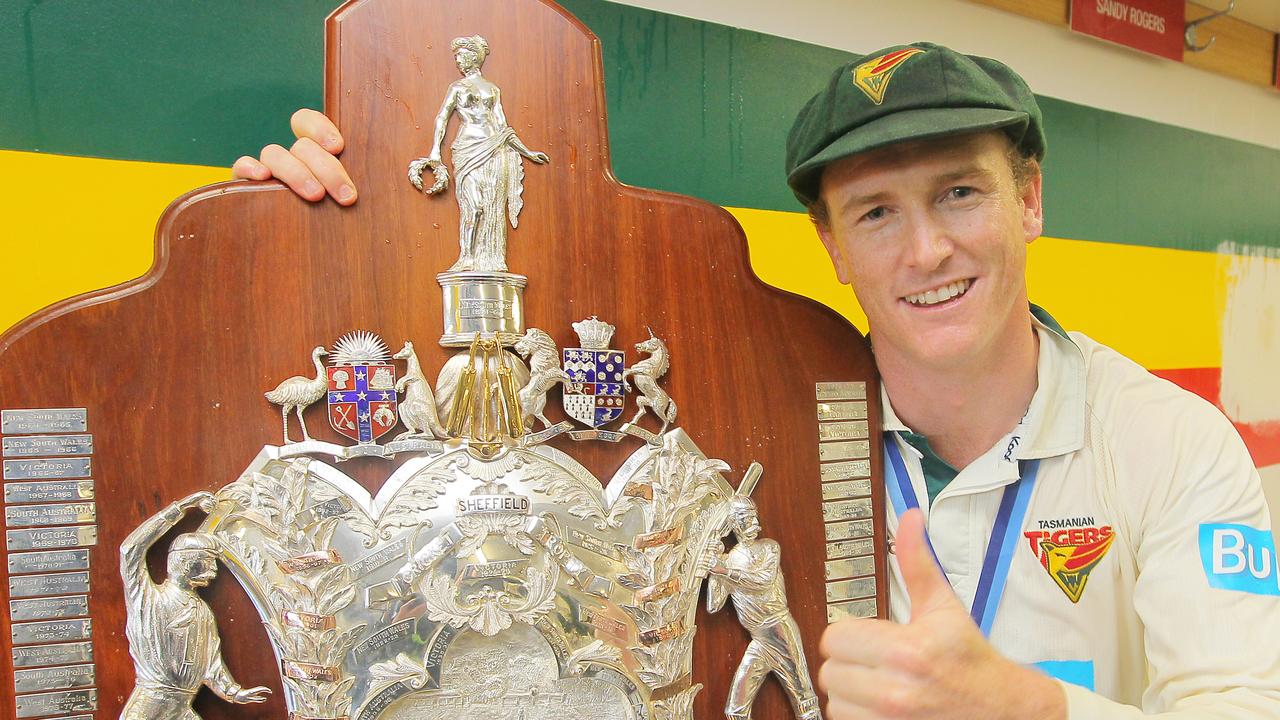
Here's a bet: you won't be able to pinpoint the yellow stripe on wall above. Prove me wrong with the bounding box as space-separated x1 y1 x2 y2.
727 206 1239 370
0 150 225 333
0 150 1253 373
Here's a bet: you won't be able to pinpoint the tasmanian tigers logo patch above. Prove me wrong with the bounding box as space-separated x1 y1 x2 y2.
852 48 926 105
1024 519 1115 603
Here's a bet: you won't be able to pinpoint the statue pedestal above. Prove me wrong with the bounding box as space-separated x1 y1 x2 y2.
437 271 526 346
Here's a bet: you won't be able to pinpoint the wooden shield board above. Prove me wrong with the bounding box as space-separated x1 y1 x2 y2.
0 1 883 718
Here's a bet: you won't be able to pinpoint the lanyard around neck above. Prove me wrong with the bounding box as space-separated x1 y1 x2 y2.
883 432 1039 637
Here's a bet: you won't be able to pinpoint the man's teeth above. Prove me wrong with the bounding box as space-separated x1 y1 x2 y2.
904 279 971 306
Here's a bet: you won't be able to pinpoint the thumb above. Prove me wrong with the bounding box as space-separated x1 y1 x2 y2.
896 508 958 620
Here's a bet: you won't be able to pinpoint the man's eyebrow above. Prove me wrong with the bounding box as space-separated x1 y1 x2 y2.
935 165 997 185
838 190 892 217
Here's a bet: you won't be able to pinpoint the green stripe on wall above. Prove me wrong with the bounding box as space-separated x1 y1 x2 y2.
2 0 1277 252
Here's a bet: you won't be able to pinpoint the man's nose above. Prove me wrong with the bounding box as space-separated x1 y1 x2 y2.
903 212 955 270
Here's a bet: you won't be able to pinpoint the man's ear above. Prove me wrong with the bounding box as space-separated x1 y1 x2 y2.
815 222 852 285
1021 164 1044 243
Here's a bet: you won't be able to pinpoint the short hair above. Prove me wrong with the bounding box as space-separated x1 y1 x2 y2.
451 35 490 65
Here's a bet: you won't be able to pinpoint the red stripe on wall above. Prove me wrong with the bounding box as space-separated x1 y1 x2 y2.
1151 367 1280 468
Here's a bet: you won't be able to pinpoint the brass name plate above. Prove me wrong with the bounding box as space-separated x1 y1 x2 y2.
816 401 867 422
822 498 873 523
3 434 94 457
826 576 877 602
8 549 91 575
4 458 92 481
5 502 96 528
14 688 97 719
825 556 875 581
818 439 870 462
6 525 98 551
819 459 872 482
10 595 89 622
5 480 95 504
825 537 875 560
11 618 92 645
10 571 91 598
824 518 874 542
12 641 93 668
818 420 869 442
815 382 867 402
13 663 96 693
826 597 877 623
820 479 872 501
1 409 88 435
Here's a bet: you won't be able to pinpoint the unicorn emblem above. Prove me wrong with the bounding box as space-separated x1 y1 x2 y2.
621 330 677 434
513 328 570 429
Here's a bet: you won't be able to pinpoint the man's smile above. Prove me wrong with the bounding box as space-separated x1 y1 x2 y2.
902 278 974 308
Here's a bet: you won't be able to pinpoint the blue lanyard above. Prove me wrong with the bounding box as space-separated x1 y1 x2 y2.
883 432 1039 637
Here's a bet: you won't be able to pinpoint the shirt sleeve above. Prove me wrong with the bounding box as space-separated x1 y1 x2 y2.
1072 387 1280 718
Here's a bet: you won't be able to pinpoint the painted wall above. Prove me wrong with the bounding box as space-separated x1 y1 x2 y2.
1 0 1276 500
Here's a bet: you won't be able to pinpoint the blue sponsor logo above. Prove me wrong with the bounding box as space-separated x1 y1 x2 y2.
1033 660 1094 691
1198 523 1280 596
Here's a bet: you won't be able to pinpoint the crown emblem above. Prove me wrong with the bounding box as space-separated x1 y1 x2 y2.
571 316 616 349
329 330 392 365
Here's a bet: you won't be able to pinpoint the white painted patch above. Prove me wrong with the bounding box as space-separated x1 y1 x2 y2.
1219 241 1280 426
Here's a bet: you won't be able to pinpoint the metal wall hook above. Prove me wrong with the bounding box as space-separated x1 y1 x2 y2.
1185 0 1235 52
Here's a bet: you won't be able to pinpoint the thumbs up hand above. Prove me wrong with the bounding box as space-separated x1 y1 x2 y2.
817 509 1067 720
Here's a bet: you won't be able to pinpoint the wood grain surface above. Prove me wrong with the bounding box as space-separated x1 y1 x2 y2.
0 1 882 718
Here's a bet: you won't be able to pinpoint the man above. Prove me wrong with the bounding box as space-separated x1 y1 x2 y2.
236 42 1280 719
120 491 271 720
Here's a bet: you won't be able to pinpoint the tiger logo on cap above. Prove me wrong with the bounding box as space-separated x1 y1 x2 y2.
851 47 926 105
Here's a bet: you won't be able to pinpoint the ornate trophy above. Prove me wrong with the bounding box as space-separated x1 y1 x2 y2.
0 3 883 720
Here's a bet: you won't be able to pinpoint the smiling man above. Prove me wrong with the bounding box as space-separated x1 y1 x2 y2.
785 43 1280 719
234 39 1280 720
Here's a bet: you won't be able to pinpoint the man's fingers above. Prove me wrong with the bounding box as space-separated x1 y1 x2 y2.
231 156 270 181
291 108 344 153
896 508 957 619
290 137 358 205
819 617 906 666
259 143 325 202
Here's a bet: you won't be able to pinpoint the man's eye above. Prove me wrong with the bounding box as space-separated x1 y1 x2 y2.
947 186 975 200
862 206 887 222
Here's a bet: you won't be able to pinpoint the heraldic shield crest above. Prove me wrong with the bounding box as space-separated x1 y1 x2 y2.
74 3 886 720
562 317 626 429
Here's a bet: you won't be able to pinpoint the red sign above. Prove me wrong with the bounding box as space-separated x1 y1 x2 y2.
1071 0 1185 61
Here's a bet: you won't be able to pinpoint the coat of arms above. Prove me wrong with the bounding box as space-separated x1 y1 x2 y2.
562 317 626 428
326 332 399 444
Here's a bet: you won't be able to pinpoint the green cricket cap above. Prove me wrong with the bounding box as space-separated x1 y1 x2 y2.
785 42 1045 206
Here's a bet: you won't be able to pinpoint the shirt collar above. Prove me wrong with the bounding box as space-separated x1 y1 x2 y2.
878 305 1086 460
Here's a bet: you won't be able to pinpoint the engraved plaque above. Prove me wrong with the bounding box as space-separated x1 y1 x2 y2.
14 689 96 719
10 595 89 622
819 459 872 482
12 641 93 668
815 381 866 401
3 435 94 457
818 420 869 441
4 458 92 480
8 549 91 575
11 618 92 645
13 663 96 693
827 597 878 623
822 497 873 523
818 440 870 462
825 538 874 560
824 519 875 542
826 577 877 602
5 502 96 528
9 572 91 598
1 409 88 435
820 479 872 501
6 526 98 551
5 480 95 504
816 401 867 422
825 556 876 581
